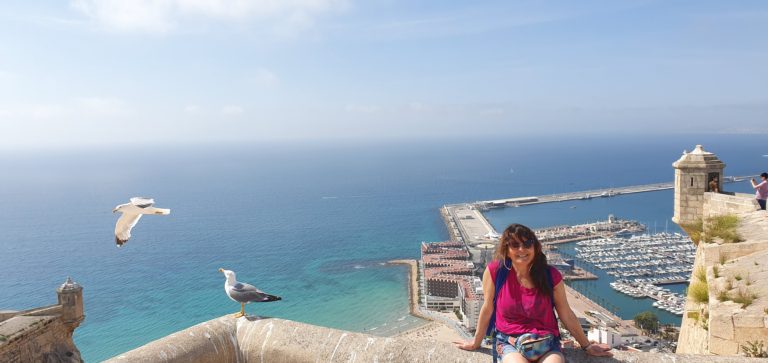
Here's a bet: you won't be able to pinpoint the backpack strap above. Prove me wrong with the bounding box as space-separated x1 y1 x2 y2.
545 267 560 337
487 258 510 363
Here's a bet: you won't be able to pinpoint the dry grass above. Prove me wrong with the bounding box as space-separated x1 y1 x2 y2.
695 266 707 282
704 215 743 243
731 288 758 308
717 289 729 302
688 280 709 304
680 220 703 245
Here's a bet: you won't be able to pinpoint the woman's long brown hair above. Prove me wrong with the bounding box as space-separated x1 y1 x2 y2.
493 223 552 296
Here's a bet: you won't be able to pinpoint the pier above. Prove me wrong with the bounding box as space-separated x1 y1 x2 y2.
470 175 753 209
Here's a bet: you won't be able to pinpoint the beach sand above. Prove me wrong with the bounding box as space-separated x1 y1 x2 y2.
394 315 464 343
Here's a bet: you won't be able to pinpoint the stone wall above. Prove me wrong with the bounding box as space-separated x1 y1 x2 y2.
702 192 759 220
0 316 81 363
676 193 768 356
0 278 84 363
676 245 710 354
106 316 763 362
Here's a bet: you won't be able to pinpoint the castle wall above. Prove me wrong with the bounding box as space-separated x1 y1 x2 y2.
104 316 758 363
702 192 759 220
0 317 81 363
677 193 768 356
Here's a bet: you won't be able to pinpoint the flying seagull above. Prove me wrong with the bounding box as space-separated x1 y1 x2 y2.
112 197 171 247
219 268 281 318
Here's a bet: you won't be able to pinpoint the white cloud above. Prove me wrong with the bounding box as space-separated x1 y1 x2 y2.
71 0 176 33
221 105 243 115
70 0 348 34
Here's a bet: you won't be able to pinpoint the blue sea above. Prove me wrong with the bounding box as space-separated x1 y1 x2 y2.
0 134 763 361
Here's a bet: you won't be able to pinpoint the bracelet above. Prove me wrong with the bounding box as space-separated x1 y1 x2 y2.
582 343 592 351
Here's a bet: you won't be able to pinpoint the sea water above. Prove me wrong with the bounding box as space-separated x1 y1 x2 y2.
0 134 764 361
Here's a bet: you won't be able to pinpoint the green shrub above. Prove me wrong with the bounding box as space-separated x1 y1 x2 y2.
706 215 743 243
695 266 707 282
680 220 703 245
731 288 757 308
717 289 729 302
688 280 709 304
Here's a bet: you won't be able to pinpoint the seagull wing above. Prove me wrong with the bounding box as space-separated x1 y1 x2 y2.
137 206 171 215
130 197 155 208
115 212 142 245
229 282 281 303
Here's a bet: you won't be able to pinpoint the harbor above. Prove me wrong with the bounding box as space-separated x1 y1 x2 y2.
440 184 703 325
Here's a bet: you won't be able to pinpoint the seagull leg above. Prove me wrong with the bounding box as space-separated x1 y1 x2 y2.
233 303 245 318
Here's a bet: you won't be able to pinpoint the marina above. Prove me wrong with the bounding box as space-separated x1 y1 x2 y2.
575 233 694 284
573 233 694 316
610 281 686 316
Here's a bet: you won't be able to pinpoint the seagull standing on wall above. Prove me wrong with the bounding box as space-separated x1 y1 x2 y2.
219 268 281 318
112 197 171 247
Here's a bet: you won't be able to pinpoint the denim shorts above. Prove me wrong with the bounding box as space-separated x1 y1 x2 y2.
495 332 561 360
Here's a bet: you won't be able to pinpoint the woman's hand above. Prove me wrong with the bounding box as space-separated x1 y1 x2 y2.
584 342 613 357
452 340 480 351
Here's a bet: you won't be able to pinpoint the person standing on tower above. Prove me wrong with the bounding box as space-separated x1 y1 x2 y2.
709 176 720 193
751 173 768 210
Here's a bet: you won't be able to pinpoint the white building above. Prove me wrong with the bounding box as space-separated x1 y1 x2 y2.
588 327 642 348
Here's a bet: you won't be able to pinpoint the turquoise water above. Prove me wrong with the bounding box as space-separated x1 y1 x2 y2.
0 135 764 361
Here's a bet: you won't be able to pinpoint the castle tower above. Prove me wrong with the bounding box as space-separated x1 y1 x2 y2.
672 145 725 225
57 277 84 332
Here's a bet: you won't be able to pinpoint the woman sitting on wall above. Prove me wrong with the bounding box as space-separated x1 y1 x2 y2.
454 223 612 362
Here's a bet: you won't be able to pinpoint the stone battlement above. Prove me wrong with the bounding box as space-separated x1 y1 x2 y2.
0 278 84 363
105 315 760 362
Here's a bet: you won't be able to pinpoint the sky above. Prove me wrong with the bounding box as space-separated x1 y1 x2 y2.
0 0 767 149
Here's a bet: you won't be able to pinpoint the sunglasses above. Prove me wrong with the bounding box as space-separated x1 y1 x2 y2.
508 238 535 249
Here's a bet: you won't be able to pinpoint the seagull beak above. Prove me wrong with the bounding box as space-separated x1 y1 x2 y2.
112 208 118 213
218 268 224 273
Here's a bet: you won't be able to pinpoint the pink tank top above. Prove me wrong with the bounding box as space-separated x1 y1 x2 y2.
488 260 562 336
755 180 768 200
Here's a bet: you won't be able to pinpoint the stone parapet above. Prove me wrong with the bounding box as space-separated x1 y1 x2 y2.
106 316 767 362
0 316 80 363
703 193 759 220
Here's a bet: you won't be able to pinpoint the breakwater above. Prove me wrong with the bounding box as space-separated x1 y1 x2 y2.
472 175 753 209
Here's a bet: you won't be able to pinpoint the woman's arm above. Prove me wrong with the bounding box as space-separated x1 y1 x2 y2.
552 282 613 357
454 267 495 350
